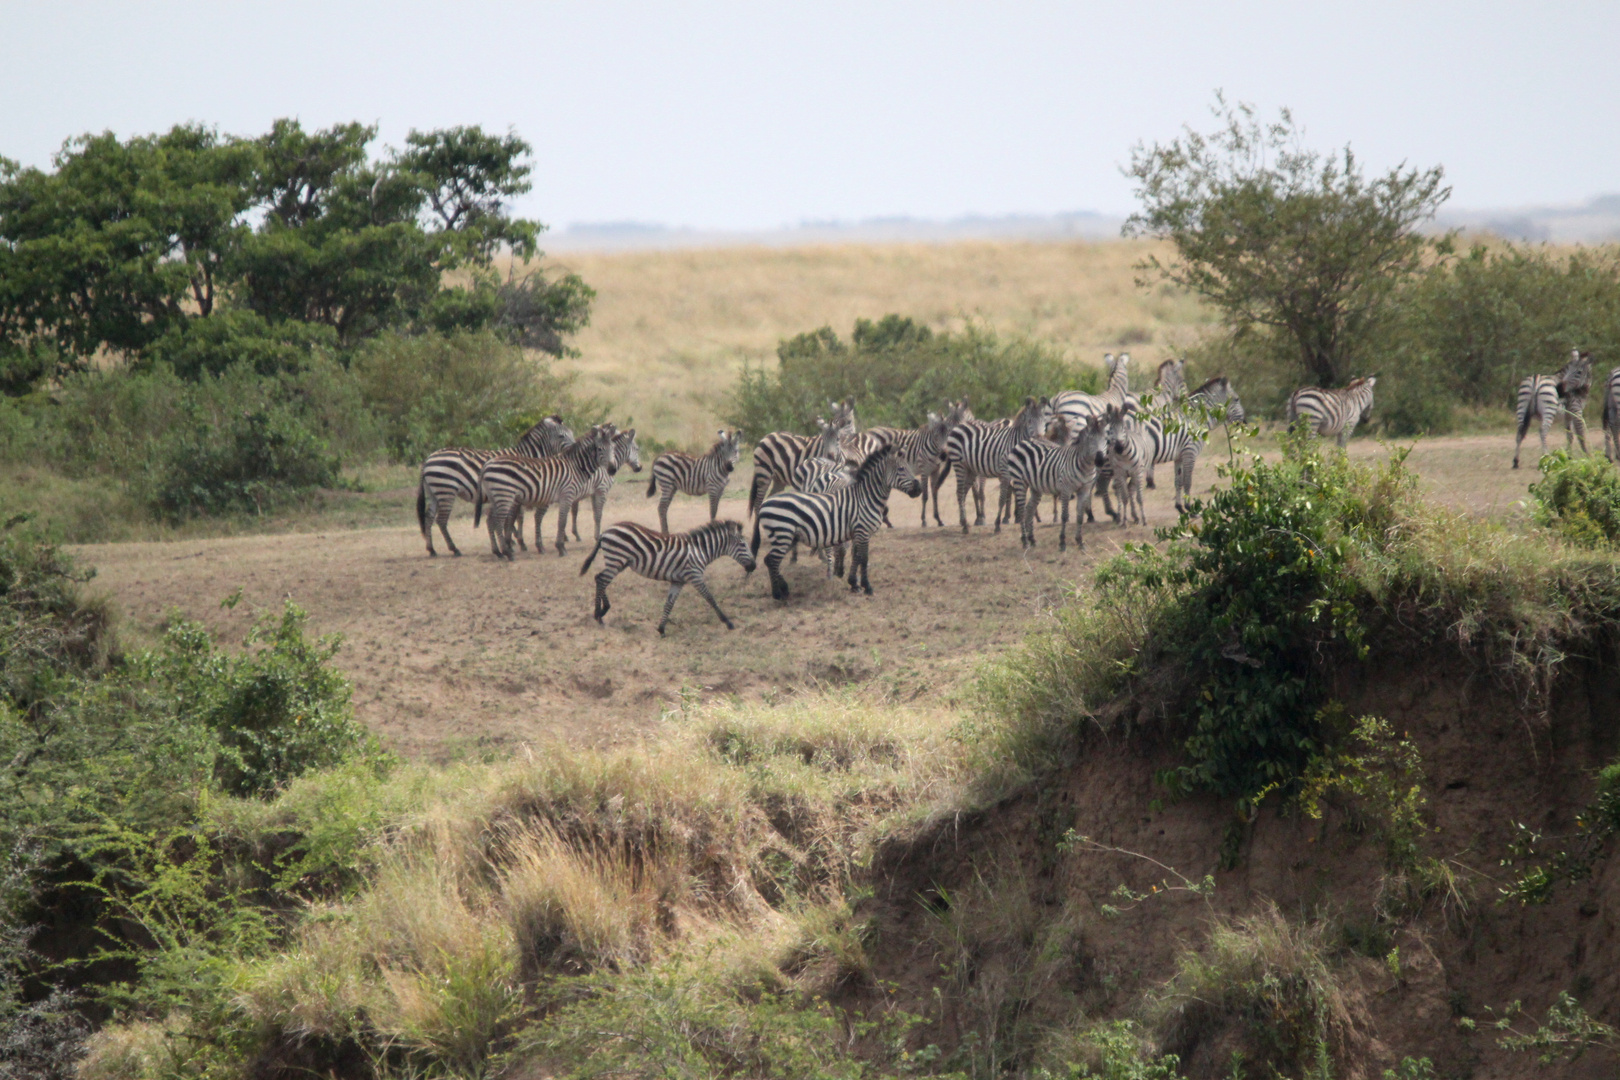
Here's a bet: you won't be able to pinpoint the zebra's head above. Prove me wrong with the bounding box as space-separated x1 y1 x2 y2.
714 430 741 473
1013 396 1053 440
1560 350 1593 397
945 399 974 426
1104 405 1132 457
615 427 642 473
1079 415 1108 470
592 424 619 476
718 519 755 575
829 398 858 437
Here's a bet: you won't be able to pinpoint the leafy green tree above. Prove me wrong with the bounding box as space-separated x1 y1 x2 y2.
1126 95 1449 387
399 125 541 266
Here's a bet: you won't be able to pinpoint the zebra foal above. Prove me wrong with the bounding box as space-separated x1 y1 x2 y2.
581 519 755 635
1104 406 1151 527
648 430 741 532
752 444 921 599
1514 349 1592 468
416 415 573 556
1286 377 1377 448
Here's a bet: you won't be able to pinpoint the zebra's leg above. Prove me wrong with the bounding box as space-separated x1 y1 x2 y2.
832 544 845 579
765 537 792 601
659 490 674 533
569 499 582 542
553 501 570 557
1145 461 1156 490
1572 414 1591 456
436 497 461 557
1540 409 1554 460
514 508 528 551
709 487 722 522
1019 485 1036 549
1059 495 1071 552
1513 410 1533 469
954 468 974 534
691 578 735 631
929 464 949 526
972 476 987 526
532 505 550 555
656 582 685 636
849 534 873 595
592 491 607 540
592 565 621 623
487 501 506 558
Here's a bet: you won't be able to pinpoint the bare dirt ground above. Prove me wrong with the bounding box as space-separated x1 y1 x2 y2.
74 435 1544 761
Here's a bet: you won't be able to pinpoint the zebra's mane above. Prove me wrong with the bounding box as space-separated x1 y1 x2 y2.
852 442 898 485
689 518 740 541
1344 377 1373 390
1192 376 1229 396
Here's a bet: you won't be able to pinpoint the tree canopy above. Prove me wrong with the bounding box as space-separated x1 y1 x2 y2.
1125 95 1450 387
0 119 592 386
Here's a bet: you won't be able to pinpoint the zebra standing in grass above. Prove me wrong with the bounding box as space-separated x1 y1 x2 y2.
1140 377 1246 510
1104 406 1151 527
571 427 641 542
1286 377 1378 449
1007 415 1108 552
416 416 573 556
646 430 741 532
787 454 854 572
477 424 617 559
752 444 922 599
1513 349 1593 469
746 402 855 515
942 396 1052 534
1602 363 1620 462
581 519 755 635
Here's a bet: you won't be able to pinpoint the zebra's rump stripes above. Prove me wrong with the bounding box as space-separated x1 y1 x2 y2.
580 519 755 634
1286 377 1377 448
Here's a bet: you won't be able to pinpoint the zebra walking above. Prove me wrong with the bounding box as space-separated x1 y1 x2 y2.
581 519 755 635
571 427 642 542
1601 363 1620 462
942 396 1052 533
1104 406 1151 527
1141 377 1245 510
477 424 617 559
1286 377 1377 448
746 403 854 515
1007 415 1108 551
752 444 922 599
416 416 574 556
1514 349 1592 468
647 430 742 532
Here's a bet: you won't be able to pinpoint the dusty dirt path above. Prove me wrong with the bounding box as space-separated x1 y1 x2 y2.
73 435 1541 760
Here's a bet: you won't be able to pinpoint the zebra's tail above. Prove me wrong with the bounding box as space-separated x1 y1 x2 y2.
750 514 763 558
416 478 429 538
473 491 484 529
579 540 602 575
747 470 766 517
646 472 658 497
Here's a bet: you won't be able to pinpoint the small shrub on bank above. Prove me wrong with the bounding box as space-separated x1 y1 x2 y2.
1529 449 1620 547
149 407 343 519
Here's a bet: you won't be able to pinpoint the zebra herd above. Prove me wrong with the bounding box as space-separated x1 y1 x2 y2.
412 351 1268 633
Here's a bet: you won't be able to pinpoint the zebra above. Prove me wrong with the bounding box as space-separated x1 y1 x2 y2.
580 519 755 635
1286 377 1378 448
1514 350 1593 468
416 416 573 556
844 409 955 527
570 426 642 542
1140 377 1246 510
919 400 975 527
476 424 617 559
752 444 922 599
787 454 854 573
646 430 742 532
746 402 855 515
1052 353 1135 522
1602 364 1620 462
1007 415 1108 552
1104 406 1150 527
943 396 1053 534
1153 357 1188 403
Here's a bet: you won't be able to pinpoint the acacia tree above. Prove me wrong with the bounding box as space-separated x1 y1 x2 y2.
1125 95 1450 387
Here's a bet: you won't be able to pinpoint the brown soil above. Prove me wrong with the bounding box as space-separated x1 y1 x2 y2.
74 436 1542 762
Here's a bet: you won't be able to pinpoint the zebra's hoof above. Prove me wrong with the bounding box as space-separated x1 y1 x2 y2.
657 625 667 636
724 620 735 630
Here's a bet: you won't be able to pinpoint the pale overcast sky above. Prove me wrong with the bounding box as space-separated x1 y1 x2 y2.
2 2 1615 231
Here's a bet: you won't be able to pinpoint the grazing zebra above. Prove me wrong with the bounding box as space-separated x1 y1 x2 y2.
580 519 755 635
1104 406 1150 526
1140 377 1246 510
942 396 1052 534
416 416 574 556
752 444 922 599
477 424 617 559
1007 415 1108 551
746 402 855 515
571 426 642 542
1602 364 1620 462
646 430 742 532
1286 377 1378 448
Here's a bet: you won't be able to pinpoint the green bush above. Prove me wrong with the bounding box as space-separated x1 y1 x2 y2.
149 406 342 519
1529 449 1620 547
352 329 589 461
724 315 1096 439
141 310 341 381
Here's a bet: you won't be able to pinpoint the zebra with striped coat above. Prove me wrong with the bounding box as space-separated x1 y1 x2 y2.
571 426 642 542
1286 377 1378 448
1514 349 1592 468
1104 406 1151 527
752 444 922 599
1051 353 1136 523
1141 376 1246 510
477 424 617 559
843 409 956 527
920 400 975 526
1007 415 1108 551
746 401 856 515
1153 357 1188 403
581 519 755 635
1601 363 1620 462
647 430 742 532
942 396 1052 533
416 416 573 556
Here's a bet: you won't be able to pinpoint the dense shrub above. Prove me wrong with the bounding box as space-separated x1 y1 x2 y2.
352 329 591 462
140 310 340 381
149 407 342 519
724 315 1096 439
1529 449 1620 548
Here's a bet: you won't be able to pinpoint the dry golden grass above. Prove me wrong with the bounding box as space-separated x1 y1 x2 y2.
536 239 1215 446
